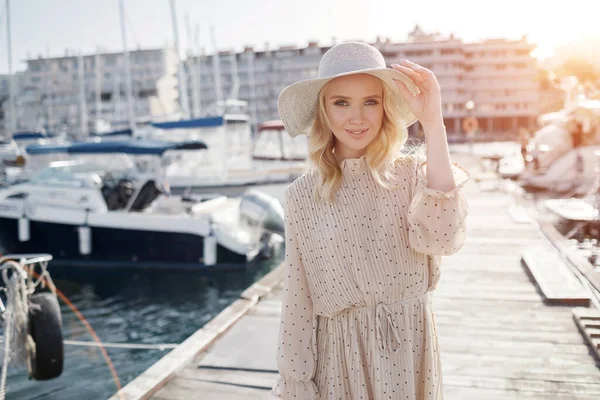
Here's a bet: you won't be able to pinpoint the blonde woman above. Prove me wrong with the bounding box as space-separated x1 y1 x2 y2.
271 42 469 400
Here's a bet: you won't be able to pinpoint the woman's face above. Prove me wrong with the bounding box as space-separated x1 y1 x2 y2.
324 74 384 160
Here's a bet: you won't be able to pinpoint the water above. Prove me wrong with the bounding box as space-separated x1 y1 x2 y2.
3 250 284 399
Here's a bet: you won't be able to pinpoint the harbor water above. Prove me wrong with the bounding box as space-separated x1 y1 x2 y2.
2 253 284 399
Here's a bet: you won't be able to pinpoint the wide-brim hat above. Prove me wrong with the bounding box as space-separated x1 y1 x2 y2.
278 41 420 138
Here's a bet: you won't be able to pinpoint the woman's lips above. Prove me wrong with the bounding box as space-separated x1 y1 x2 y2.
345 129 368 138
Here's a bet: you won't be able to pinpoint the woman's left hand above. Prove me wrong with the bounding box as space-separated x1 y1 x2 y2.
392 60 443 130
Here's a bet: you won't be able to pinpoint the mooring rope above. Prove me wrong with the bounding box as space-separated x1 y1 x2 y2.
64 340 178 350
0 306 12 400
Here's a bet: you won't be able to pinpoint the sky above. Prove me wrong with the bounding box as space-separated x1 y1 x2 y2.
0 0 599 74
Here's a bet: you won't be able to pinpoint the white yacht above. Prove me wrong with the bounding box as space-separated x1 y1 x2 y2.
146 115 307 192
0 139 284 269
519 99 600 194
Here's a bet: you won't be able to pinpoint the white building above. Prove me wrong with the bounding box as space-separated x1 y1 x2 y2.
16 47 180 136
187 26 540 136
0 73 24 136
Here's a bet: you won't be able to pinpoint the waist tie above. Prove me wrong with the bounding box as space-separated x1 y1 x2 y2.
368 292 429 353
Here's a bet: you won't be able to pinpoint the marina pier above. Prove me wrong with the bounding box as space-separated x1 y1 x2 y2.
111 154 600 400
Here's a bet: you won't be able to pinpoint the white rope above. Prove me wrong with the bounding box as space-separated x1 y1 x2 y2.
64 340 178 350
0 258 55 397
2 264 30 368
0 306 12 400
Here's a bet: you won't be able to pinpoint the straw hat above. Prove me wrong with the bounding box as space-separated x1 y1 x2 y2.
277 41 419 138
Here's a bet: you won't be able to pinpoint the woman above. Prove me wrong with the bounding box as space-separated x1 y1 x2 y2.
271 41 469 400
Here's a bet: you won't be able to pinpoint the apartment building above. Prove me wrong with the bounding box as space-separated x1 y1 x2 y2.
15 47 179 135
187 26 540 135
7 26 541 137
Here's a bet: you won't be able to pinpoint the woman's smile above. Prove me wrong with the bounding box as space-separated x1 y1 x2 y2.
345 128 369 138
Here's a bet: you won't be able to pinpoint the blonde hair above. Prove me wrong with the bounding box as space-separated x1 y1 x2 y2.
307 77 416 203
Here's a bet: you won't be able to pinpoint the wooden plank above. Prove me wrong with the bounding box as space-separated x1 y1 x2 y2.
521 248 590 306
198 315 279 371
438 337 593 358
444 385 599 400
538 220 600 294
179 367 277 390
432 290 540 302
152 377 269 400
436 326 586 345
573 307 600 363
443 352 600 375
444 374 600 396
444 364 600 384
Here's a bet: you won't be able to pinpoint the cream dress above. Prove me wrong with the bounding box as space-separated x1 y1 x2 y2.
271 154 470 400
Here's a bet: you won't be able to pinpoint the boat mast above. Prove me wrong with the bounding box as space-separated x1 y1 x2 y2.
118 0 135 130
6 0 16 134
185 13 201 118
229 52 239 101
113 73 121 123
95 47 102 131
210 26 223 114
246 49 258 134
45 47 54 133
169 0 190 119
77 52 89 138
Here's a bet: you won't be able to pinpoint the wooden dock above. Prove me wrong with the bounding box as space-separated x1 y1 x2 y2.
111 155 600 400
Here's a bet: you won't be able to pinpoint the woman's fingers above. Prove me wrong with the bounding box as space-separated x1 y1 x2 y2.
400 59 434 79
392 64 424 84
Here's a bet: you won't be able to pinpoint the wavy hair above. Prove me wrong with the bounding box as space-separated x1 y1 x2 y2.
307 76 419 203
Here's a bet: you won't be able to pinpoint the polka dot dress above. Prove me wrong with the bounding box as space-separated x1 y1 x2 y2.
271 154 470 400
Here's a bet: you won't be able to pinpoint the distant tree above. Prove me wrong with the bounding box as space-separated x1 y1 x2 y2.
555 58 598 83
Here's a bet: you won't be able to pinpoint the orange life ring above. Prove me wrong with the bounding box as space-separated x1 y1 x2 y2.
462 116 478 133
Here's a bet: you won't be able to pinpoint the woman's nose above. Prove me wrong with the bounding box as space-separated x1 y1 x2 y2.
349 107 365 124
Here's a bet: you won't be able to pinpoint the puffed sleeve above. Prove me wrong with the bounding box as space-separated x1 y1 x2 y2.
271 186 318 400
407 155 470 256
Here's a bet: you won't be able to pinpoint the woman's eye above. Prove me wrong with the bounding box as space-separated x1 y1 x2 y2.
334 100 378 106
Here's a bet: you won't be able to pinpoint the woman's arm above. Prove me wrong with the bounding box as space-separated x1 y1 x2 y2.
422 121 456 193
271 186 319 400
393 60 470 256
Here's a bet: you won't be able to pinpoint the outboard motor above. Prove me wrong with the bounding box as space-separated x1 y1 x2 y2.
239 189 285 235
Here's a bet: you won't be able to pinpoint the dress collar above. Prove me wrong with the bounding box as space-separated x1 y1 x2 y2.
338 155 368 175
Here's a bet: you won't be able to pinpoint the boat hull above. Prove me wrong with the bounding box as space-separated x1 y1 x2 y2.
0 217 248 270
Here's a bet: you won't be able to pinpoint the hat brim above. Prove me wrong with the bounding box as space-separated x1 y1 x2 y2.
277 67 420 138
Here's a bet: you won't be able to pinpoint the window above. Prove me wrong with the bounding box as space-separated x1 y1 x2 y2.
7 192 27 199
441 49 457 55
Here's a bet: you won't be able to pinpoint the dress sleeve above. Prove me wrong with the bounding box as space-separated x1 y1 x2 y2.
271 186 319 400
407 155 470 256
